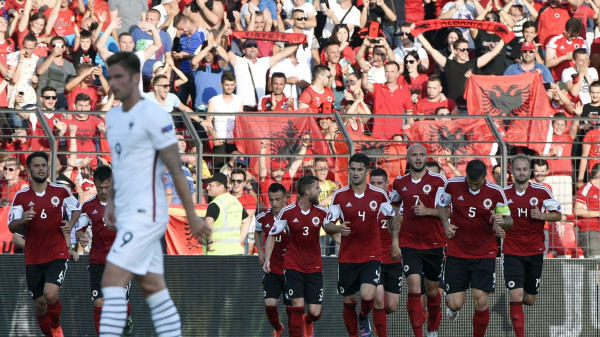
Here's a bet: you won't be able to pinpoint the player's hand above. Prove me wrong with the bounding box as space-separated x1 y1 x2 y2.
445 224 457 238
493 224 506 238
390 243 401 261
530 207 543 220
70 249 79 261
258 250 265 265
189 215 212 242
60 220 72 236
490 210 503 226
412 200 428 216
79 233 90 247
339 221 351 236
104 201 117 231
263 259 271 273
207 242 215 252
24 207 36 222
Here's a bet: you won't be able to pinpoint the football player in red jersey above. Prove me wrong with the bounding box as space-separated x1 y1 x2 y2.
8 151 82 337
503 155 562 337
264 175 349 337
392 144 447 337
328 153 395 337
436 159 513 337
255 183 290 337
75 166 134 336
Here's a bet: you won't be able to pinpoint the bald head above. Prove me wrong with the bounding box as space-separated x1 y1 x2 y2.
407 144 427 156
407 144 427 173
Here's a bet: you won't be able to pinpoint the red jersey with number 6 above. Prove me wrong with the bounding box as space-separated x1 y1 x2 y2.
76 196 115 265
275 203 327 273
9 183 82 265
257 208 289 275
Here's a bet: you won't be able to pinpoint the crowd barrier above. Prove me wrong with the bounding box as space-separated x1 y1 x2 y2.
0 255 598 336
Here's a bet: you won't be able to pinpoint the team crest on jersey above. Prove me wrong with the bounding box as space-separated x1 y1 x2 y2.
51 196 60 207
423 184 432 194
575 44 581 49
312 217 320 226
555 13 560 18
327 96 333 102
483 199 492 210
508 281 515 288
369 200 378 211
530 197 539 207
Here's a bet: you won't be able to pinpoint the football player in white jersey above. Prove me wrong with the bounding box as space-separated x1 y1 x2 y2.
98 51 211 337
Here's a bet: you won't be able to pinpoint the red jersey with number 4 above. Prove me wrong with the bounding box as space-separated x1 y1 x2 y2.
393 171 446 250
329 185 391 264
276 203 327 273
438 177 509 259
503 183 562 256
76 196 115 264
9 183 82 265
257 209 288 275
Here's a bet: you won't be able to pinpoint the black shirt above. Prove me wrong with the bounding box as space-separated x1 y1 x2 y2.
443 58 479 105
474 31 506 75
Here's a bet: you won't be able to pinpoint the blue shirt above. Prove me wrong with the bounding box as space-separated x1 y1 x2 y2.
504 62 554 83
193 64 227 108
132 28 173 77
178 29 208 73
163 165 196 205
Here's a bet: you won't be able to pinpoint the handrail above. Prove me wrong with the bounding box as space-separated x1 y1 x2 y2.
333 110 354 185
485 113 508 187
34 108 57 182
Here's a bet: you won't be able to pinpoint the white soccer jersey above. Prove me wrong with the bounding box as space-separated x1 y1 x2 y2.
105 98 177 225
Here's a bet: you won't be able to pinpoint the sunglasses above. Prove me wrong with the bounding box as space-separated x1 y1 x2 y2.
294 17 307 21
406 59 417 64
231 179 244 184
156 84 171 88
457 47 468 52
3 167 16 172
400 31 410 36
485 17 496 21
522 50 535 54
245 43 258 48
43 95 57 100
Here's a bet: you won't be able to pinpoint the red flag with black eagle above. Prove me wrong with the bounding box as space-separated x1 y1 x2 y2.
464 72 553 153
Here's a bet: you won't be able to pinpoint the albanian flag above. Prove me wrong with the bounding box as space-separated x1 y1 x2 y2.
405 118 496 177
334 131 406 186
464 72 553 153
165 205 207 255
234 111 333 177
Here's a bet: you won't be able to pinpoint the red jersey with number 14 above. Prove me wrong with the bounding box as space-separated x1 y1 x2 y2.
257 209 289 275
275 203 327 273
503 183 561 256
76 196 115 265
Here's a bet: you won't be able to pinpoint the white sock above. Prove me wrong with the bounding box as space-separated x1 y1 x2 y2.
146 288 181 337
99 287 128 337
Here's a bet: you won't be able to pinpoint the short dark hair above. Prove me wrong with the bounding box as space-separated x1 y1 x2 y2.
268 182 287 195
75 93 91 103
565 17 583 35
93 165 112 185
428 74 442 84
314 157 328 165
291 9 305 17
522 20 537 32
27 151 49 170
231 168 247 181
425 161 441 171
590 80 600 89
370 168 388 181
40 86 57 95
152 74 169 87
349 153 371 169
118 32 133 41
531 158 549 170
79 29 93 40
23 34 37 45
107 51 141 75
573 48 588 59
591 163 600 179
221 70 236 84
466 159 487 180
452 38 469 50
384 61 400 71
271 72 286 82
173 14 190 27
297 175 319 197
312 65 330 82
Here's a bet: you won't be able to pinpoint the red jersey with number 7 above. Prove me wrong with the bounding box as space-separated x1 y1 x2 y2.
76 196 115 265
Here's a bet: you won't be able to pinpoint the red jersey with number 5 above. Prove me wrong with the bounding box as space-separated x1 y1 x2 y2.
76 196 115 264
276 203 327 273
9 183 82 265
392 171 446 250
257 209 289 275
503 183 561 256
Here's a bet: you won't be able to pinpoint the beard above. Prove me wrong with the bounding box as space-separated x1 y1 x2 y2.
31 174 48 184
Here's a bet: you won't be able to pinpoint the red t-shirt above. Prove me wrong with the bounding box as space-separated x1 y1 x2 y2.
76 196 115 264
44 8 76 36
404 0 425 23
329 184 391 264
9 183 81 265
503 183 562 256
257 40 275 58
406 73 428 99
67 85 99 110
258 93 289 111
569 5 595 37
0 179 28 205
538 5 571 49
392 171 447 250
237 191 257 213
414 97 457 116
28 113 63 151
546 34 586 81
575 182 600 232
548 133 573 176
298 85 334 113
583 128 600 173
441 177 509 259
5 0 26 14
16 29 48 58
260 171 292 208
276 203 327 273
60 115 103 156
370 82 413 140
256 209 289 275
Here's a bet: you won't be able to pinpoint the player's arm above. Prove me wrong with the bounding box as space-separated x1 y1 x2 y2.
11 234 25 249
254 229 264 264
435 186 457 237
240 209 250 246
390 204 402 260
263 235 276 273
531 197 563 222
8 204 30 233
492 203 513 230
322 205 351 235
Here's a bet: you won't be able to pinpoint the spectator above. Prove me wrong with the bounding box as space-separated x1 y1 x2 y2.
151 58 189 90
322 41 353 107
7 34 39 110
357 37 395 84
132 9 173 89
547 81 576 116
17 2 51 57
240 0 272 30
342 74 371 133
327 24 355 65
228 39 298 110
362 61 413 140
36 36 76 109
402 50 428 102
259 72 294 111
417 33 504 107
314 0 361 40
360 0 397 47
414 74 458 116
164 164 197 205
438 0 480 48
72 27 100 69
269 47 311 109
567 0 598 39
572 81 600 184
536 0 570 49
17 86 64 151
298 64 335 112
574 163 600 258
562 48 599 104
247 11 277 57
393 23 429 71
470 9 508 75
578 115 600 185
65 64 109 110
144 74 194 114
188 0 225 30
190 33 230 111
153 0 181 39
502 0 538 44
545 17 586 82
282 0 318 32
206 71 244 169
45 0 77 37
173 14 208 107
315 157 336 207
0 16 15 68
109 0 148 34
230 168 258 254
280 9 319 67
0 157 28 207
440 27 462 60
513 21 544 64
504 42 553 83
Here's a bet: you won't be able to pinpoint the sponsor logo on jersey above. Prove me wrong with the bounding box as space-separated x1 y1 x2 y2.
28 201 35 207
457 196 464 201
92 210 98 214
293 218 299 223
346 202 352 207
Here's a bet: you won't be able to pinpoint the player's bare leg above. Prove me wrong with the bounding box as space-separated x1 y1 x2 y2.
34 283 62 337
445 291 466 322
472 289 490 337
424 279 442 336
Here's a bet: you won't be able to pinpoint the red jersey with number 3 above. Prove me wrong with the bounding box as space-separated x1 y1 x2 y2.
257 209 288 275
503 183 561 256
9 183 82 265
76 196 115 264
276 203 327 273
440 178 509 259
393 171 446 250
330 185 390 264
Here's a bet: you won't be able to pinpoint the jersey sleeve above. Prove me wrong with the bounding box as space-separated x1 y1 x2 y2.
8 193 23 225
270 219 287 235
63 188 82 212
145 102 178 151
494 189 511 215
541 189 562 213
76 213 91 231
255 211 266 231
298 89 312 106
436 183 452 208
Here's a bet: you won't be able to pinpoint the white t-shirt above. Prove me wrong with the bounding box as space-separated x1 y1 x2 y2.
322 0 360 39
270 57 312 108
232 56 271 106
209 94 243 138
105 98 177 225
562 66 599 105
283 0 317 33
108 50 145 93
367 66 386 84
